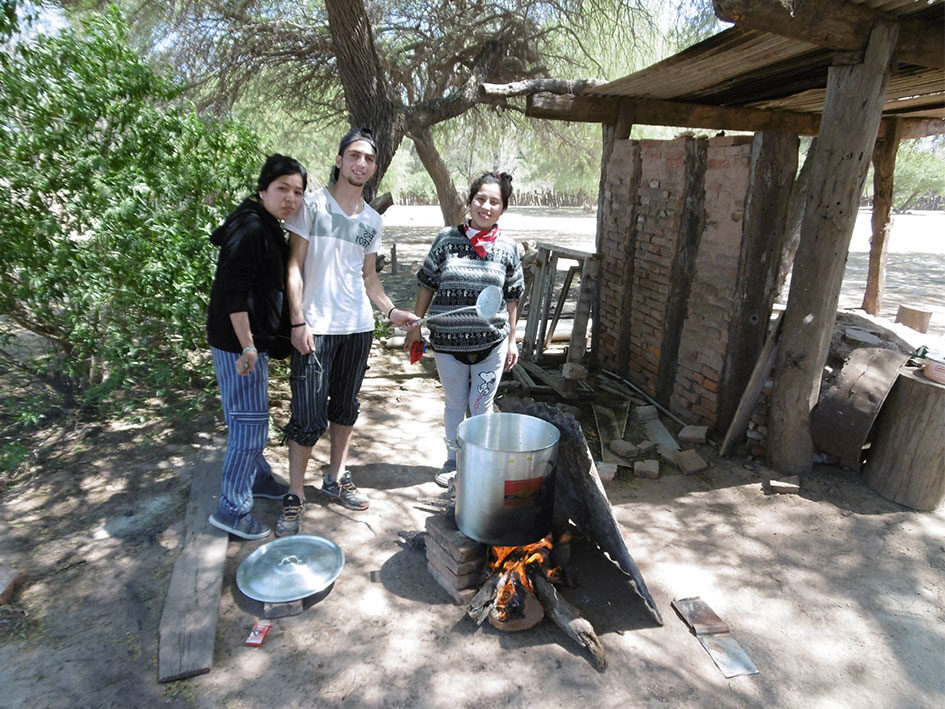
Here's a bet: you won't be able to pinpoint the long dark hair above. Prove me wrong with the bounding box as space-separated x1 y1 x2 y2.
257 153 308 194
468 171 513 210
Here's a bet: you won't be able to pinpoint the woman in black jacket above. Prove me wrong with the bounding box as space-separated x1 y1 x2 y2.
207 154 307 540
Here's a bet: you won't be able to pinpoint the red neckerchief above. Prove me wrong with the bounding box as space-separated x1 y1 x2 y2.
463 220 499 258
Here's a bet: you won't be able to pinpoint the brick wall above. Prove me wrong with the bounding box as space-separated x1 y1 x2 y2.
670 137 753 422
598 140 639 371
597 135 755 427
628 138 690 392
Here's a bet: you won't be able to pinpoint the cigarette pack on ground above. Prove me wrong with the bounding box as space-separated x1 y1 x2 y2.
245 620 272 646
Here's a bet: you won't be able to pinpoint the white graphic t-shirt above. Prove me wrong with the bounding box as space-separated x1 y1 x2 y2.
284 187 382 334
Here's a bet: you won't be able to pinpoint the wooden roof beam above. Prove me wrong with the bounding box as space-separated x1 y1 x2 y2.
713 0 944 69
527 93 822 134
526 93 945 139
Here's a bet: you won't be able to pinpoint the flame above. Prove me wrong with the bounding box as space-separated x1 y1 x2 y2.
489 535 559 621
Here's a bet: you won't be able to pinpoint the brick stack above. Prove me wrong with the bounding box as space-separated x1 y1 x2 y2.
626 137 691 393
598 139 640 369
597 134 758 429
424 513 488 605
671 136 753 426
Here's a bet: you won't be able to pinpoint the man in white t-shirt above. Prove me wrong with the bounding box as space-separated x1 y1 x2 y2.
277 127 418 535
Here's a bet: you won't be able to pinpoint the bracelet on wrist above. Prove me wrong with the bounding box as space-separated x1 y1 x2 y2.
242 346 257 354
387 306 396 319
291 322 306 329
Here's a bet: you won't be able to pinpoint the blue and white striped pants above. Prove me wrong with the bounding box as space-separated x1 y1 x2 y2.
211 347 273 518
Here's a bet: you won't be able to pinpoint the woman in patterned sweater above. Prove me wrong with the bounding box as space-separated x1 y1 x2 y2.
404 172 525 487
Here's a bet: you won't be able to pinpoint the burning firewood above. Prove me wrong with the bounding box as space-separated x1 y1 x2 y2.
465 533 608 669
487 570 544 631
487 538 555 631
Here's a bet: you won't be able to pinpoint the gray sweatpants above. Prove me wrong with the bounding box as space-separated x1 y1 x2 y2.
433 340 508 464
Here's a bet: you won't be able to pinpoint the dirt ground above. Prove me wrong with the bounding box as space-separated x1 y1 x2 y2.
1 207 944 707
1 341 944 708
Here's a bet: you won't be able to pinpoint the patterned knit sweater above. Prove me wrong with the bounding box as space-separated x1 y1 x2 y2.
416 226 524 353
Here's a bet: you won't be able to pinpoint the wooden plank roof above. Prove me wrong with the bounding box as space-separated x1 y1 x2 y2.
565 0 944 136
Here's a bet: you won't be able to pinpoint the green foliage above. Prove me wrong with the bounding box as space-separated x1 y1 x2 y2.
891 138 945 212
0 9 263 411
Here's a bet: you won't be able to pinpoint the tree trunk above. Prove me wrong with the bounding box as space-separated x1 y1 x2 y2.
768 22 898 474
862 368 945 511
775 137 817 298
862 118 901 314
324 0 405 200
409 126 466 225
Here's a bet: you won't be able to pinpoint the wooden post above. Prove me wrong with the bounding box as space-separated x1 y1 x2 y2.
775 137 816 297
769 22 899 474
521 246 550 361
544 264 578 349
655 137 706 405
535 253 559 358
718 131 798 434
862 118 901 314
863 369 945 511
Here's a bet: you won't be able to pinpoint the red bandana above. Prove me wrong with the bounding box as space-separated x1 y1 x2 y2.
464 221 499 258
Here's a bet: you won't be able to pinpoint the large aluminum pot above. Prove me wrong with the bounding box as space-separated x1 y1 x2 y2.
455 412 560 545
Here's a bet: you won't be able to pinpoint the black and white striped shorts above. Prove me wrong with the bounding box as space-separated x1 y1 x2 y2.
284 332 373 446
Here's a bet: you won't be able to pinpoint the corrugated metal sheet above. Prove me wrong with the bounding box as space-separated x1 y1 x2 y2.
581 0 944 124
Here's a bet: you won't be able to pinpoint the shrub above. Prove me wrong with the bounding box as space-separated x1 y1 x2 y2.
0 9 263 411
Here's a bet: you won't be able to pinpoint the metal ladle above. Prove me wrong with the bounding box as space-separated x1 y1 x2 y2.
411 285 503 327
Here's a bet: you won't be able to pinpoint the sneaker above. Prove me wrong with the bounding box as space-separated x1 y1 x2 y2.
252 474 290 499
275 494 304 537
434 461 457 488
322 470 369 511
208 510 271 540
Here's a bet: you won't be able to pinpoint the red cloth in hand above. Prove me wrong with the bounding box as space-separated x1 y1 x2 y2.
409 339 425 364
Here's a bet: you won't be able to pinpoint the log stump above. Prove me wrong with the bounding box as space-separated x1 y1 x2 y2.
894 304 932 333
863 368 945 511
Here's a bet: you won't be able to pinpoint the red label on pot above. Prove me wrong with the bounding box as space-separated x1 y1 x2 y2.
504 477 544 506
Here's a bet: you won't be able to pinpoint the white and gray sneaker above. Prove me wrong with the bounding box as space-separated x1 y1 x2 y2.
434 461 457 488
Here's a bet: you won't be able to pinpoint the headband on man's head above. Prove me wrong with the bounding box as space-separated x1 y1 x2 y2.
332 126 377 183
338 126 377 156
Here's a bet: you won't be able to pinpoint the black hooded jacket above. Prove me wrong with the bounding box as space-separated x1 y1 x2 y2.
206 198 291 357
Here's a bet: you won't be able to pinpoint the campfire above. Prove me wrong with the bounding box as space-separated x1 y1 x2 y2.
466 531 607 669
488 536 559 627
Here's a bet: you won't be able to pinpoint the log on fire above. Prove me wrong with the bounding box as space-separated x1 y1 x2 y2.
487 570 544 631
468 543 548 631
466 535 607 669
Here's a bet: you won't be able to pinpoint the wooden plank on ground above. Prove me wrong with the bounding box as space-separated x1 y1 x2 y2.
519 360 590 400
720 313 783 457
158 446 228 683
593 401 633 466
642 417 680 460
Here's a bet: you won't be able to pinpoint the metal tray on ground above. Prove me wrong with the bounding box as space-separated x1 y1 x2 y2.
236 535 345 603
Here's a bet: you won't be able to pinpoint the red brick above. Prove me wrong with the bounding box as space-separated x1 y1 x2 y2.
676 449 708 474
